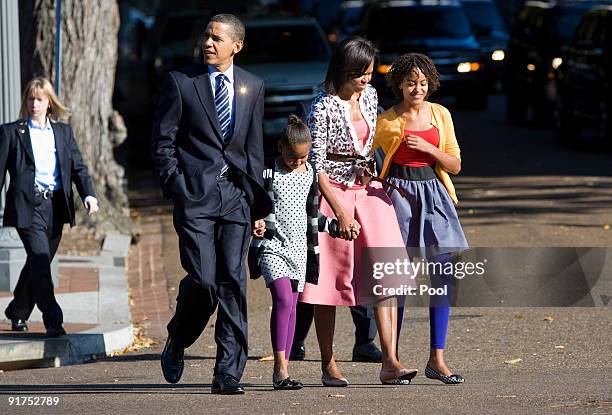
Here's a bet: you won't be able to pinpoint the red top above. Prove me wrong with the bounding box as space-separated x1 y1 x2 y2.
392 126 440 167
352 118 369 150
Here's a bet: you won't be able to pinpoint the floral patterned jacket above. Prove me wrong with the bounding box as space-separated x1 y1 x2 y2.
306 84 378 186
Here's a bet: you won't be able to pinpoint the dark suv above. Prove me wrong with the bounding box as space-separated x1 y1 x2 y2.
234 19 332 140
363 0 487 109
460 0 509 91
505 0 606 125
556 5 612 143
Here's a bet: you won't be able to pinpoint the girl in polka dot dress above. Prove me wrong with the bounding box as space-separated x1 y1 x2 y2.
249 115 349 390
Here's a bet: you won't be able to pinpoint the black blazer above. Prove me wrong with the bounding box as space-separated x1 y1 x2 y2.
0 119 95 228
151 64 272 220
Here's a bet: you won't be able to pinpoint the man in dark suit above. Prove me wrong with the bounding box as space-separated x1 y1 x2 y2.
152 14 272 395
0 77 98 337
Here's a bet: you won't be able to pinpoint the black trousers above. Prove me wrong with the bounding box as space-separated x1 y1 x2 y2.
168 177 251 380
4 195 64 329
293 302 377 347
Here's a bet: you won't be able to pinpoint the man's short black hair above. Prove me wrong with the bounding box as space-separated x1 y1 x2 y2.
210 13 245 41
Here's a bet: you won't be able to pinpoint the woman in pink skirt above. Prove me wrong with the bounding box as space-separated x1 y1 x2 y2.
300 37 417 386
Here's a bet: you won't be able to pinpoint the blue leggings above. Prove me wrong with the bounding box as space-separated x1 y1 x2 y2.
397 253 452 350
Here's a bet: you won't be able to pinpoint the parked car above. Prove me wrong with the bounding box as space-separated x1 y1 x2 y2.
460 0 509 91
505 0 608 125
233 18 332 143
362 0 487 109
556 5 612 144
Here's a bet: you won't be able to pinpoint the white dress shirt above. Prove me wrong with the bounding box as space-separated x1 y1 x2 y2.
28 118 60 191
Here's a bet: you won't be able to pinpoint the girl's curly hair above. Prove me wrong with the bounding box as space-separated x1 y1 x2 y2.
385 53 441 99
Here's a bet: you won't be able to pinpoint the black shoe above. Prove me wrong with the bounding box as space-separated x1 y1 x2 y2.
11 319 28 332
273 377 303 390
211 373 245 395
160 336 184 384
352 341 382 363
289 342 305 361
425 365 465 384
45 326 66 338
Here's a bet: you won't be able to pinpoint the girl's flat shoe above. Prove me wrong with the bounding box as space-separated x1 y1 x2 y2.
425 366 465 384
321 374 349 387
273 377 304 390
380 368 418 385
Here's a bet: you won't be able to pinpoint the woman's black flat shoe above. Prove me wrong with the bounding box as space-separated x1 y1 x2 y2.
273 377 304 390
425 366 465 384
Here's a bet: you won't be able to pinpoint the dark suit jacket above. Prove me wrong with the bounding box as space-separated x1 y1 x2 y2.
0 119 96 228
151 64 272 220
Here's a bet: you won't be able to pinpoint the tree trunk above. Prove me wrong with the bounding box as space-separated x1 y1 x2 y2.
19 0 132 232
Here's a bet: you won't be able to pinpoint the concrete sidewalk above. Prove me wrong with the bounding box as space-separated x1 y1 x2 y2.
0 234 134 370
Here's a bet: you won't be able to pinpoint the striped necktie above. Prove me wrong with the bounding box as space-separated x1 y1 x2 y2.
214 73 231 142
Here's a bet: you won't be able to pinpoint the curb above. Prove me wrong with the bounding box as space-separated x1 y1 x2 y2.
0 233 134 370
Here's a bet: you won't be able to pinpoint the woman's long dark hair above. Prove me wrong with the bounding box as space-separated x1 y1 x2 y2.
323 37 378 95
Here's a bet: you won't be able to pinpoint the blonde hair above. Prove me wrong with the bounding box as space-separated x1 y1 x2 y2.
19 77 70 121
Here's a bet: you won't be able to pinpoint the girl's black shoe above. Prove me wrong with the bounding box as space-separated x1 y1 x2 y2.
273 377 303 390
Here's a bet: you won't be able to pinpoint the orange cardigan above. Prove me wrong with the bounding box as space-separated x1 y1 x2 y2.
372 102 461 204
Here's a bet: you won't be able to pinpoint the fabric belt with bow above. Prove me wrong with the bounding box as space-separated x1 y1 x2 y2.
326 153 408 197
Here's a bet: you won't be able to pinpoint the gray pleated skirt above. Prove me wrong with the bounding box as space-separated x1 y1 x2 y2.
385 164 468 256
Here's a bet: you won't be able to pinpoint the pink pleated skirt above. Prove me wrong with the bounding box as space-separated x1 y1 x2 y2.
300 180 406 306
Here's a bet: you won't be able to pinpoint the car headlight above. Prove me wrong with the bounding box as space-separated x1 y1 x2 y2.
552 57 563 70
457 62 481 73
491 50 505 61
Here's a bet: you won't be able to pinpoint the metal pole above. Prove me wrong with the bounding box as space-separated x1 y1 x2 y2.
55 0 62 96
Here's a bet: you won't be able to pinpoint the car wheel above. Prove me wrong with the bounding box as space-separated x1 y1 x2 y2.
506 90 528 124
555 94 579 145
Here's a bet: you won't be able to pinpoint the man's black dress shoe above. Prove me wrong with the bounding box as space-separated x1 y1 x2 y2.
45 326 66 338
161 336 184 384
11 319 28 332
289 342 305 361
352 341 383 363
211 373 245 395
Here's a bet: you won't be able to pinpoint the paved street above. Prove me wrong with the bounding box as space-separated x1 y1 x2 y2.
0 95 610 414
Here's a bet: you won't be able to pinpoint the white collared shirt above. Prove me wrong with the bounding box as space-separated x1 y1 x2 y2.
28 118 61 191
208 64 235 128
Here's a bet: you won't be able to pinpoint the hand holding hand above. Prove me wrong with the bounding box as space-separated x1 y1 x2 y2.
252 219 266 237
337 213 360 241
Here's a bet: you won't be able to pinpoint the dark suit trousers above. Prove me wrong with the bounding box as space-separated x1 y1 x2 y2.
293 302 377 347
5 195 64 329
168 177 251 380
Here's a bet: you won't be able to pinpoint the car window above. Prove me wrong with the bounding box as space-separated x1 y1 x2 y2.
238 25 331 64
367 6 472 41
573 13 607 48
462 2 506 33
553 8 589 42
160 16 206 44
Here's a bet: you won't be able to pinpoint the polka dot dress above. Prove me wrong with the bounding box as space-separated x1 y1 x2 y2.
260 161 312 292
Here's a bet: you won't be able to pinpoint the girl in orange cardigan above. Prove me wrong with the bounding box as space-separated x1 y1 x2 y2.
372 53 468 384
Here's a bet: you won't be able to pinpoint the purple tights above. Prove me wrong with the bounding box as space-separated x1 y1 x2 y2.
269 277 299 355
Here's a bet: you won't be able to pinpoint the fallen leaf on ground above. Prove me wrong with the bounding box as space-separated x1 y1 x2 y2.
504 358 522 365
543 316 554 322
259 355 274 361
513 313 523 319
327 394 345 398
